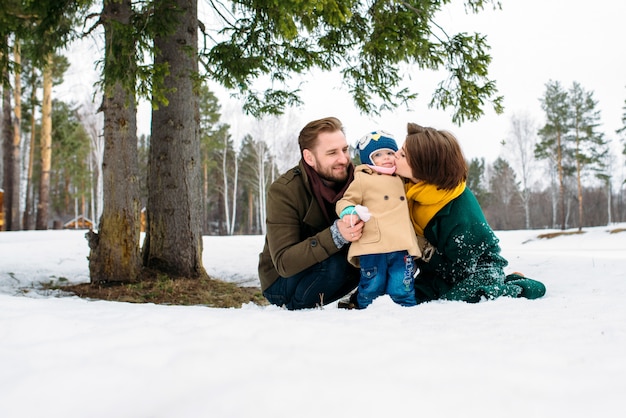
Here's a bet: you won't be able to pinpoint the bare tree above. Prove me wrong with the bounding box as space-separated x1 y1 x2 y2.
220 130 238 236
506 112 538 229
78 101 104 224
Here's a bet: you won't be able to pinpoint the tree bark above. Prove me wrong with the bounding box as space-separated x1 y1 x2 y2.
2 67 14 230
8 40 21 230
23 72 37 230
143 0 207 279
36 54 52 230
87 0 141 283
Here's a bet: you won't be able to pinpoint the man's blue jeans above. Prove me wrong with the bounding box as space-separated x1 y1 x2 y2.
263 252 359 310
357 250 416 308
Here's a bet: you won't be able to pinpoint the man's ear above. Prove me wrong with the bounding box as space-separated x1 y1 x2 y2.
302 149 315 167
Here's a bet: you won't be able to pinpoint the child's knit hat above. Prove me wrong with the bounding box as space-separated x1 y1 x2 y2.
356 130 398 165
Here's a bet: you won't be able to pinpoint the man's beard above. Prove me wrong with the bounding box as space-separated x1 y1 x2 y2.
316 162 349 184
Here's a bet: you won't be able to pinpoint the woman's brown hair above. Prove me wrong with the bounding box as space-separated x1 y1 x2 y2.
298 116 344 154
404 122 468 190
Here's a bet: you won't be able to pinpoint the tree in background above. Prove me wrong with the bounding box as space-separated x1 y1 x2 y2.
77 100 104 226
487 157 522 230
568 82 608 230
35 54 54 230
505 112 538 229
1 1 91 230
5 39 21 231
20 44 42 230
467 157 488 207
536 80 573 230
617 94 626 221
198 83 228 234
1 54 13 229
238 133 275 235
49 100 91 218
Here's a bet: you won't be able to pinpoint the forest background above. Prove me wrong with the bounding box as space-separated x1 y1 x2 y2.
1 1 626 286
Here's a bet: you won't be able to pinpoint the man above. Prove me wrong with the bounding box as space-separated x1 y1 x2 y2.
258 117 363 309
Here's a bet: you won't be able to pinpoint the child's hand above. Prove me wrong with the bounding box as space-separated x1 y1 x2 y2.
342 214 360 228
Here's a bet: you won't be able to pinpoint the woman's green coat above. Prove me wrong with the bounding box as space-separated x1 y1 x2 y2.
414 188 524 303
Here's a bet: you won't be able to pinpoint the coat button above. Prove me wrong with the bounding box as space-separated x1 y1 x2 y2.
310 239 318 247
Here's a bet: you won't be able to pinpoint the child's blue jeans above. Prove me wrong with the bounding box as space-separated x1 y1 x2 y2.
357 250 416 308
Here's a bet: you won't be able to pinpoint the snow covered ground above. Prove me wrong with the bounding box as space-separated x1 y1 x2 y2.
1 225 625 418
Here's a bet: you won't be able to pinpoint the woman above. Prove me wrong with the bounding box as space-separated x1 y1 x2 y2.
394 122 546 303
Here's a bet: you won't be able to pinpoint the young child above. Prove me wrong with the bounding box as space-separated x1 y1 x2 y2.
336 131 421 308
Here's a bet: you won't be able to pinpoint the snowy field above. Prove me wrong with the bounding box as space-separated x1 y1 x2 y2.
1 225 625 418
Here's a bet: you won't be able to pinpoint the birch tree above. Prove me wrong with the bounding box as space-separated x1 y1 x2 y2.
78 101 104 223
506 112 538 229
239 133 274 235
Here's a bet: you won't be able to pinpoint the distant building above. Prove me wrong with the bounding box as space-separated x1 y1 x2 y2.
63 215 94 230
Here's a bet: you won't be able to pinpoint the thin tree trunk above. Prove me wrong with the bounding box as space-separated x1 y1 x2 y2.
2 67 14 230
227 151 238 235
247 189 253 234
143 0 207 279
9 40 22 230
221 136 230 233
557 130 566 230
203 159 208 233
36 54 52 230
87 0 141 283
606 180 612 225
23 74 37 230
576 145 583 231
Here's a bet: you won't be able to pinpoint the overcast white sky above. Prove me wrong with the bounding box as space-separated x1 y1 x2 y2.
58 0 626 164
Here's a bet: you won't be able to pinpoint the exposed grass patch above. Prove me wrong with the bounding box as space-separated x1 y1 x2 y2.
44 272 268 308
537 230 586 240
608 228 626 234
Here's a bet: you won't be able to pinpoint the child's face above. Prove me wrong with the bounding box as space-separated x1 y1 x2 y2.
394 146 413 180
370 148 396 168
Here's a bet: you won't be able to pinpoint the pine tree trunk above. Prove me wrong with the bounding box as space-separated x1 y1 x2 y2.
143 0 207 279
36 54 52 230
9 41 21 230
2 70 14 230
87 0 141 283
23 77 37 230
